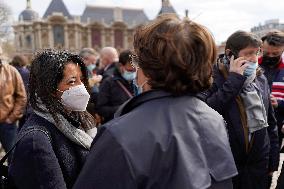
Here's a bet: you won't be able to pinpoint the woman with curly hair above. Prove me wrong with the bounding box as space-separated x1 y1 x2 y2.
73 14 237 189
9 50 97 189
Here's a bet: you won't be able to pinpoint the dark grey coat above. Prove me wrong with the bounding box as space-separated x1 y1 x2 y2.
73 90 238 189
9 113 89 189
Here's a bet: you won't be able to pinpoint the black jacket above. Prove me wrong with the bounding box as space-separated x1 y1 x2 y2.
204 64 279 189
96 68 135 123
9 113 89 189
73 90 237 189
97 63 117 81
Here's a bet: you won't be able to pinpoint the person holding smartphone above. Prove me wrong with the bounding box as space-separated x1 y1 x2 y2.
204 31 279 189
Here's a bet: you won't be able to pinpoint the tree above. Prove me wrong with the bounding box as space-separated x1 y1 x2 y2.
0 2 11 39
2 40 15 57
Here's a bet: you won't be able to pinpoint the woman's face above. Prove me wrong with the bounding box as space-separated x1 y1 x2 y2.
56 62 84 98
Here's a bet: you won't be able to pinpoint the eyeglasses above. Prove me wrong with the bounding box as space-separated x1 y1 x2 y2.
129 54 140 69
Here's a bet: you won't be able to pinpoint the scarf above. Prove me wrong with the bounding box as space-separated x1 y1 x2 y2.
240 74 269 133
34 104 96 150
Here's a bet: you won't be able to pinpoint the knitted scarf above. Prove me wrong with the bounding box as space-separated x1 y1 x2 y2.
34 104 96 150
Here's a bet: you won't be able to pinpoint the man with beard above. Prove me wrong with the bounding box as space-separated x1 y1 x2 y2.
258 30 284 149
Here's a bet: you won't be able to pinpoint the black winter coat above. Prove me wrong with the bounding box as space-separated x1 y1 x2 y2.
97 62 117 81
73 90 238 189
9 113 89 189
204 64 279 189
96 69 135 123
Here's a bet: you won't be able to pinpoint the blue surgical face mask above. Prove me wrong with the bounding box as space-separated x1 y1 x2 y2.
122 70 137 81
136 86 143 95
243 61 258 77
134 80 148 96
87 64 96 73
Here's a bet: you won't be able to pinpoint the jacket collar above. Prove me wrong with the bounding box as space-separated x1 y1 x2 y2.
116 90 173 117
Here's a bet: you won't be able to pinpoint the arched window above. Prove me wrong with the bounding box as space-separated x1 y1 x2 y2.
25 35 32 48
91 28 101 48
19 35 23 48
53 25 65 47
114 29 123 49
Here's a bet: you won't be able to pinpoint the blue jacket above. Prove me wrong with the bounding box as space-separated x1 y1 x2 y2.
9 113 89 189
14 66 29 93
15 66 32 115
74 90 237 189
204 64 279 189
259 57 284 138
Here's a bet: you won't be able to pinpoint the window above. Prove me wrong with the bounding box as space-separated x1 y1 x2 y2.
91 28 101 48
114 29 123 48
25 35 32 48
53 25 65 47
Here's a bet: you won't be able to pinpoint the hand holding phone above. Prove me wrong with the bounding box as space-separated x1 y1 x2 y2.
229 55 248 75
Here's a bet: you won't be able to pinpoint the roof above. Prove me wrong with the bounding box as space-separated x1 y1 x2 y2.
158 6 176 15
43 0 72 19
19 9 39 21
81 6 149 26
158 0 177 16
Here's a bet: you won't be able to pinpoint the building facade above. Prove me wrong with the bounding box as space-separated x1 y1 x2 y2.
251 19 284 38
13 0 177 55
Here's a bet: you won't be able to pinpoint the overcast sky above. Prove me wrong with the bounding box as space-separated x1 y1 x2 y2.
2 0 284 44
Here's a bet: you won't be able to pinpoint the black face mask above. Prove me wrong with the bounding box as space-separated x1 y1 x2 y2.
262 55 281 67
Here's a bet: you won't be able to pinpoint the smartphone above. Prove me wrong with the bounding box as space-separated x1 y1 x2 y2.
227 51 238 60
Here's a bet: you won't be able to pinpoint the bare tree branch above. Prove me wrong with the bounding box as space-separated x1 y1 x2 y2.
0 2 11 39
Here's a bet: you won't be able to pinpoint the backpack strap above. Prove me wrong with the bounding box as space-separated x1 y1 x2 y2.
0 128 51 165
116 80 133 98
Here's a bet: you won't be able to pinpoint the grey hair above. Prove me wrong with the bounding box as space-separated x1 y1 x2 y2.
79 48 98 58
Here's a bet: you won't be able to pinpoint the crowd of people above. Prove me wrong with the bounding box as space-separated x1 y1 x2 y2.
0 14 284 189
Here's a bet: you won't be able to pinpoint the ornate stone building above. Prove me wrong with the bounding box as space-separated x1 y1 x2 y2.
251 19 284 38
13 0 177 55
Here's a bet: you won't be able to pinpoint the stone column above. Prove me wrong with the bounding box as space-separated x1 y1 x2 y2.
48 24 54 48
101 28 105 48
30 32 35 52
64 25 69 49
74 25 79 50
13 31 17 49
77 28 81 50
87 27 92 47
20 26 25 51
36 24 42 49
110 29 114 47
123 29 128 49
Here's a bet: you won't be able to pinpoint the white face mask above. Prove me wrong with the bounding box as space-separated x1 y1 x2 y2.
58 84 90 111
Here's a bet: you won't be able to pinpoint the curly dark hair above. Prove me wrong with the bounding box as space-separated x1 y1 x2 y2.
29 50 94 126
133 14 217 95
